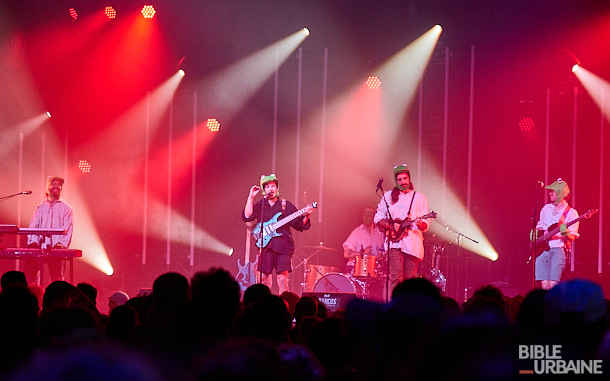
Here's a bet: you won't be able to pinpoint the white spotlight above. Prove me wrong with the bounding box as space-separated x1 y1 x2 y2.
46 111 52 118
572 64 580 73
178 69 185 77
303 28 310 36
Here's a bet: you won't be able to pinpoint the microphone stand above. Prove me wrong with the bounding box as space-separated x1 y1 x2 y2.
435 219 479 301
377 185 394 303
528 185 543 290
0 192 31 203
257 194 266 285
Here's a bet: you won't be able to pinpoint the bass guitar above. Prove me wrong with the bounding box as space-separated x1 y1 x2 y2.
252 202 318 248
528 208 598 260
388 211 437 242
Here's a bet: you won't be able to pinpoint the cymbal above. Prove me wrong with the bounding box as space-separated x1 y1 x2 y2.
302 245 340 252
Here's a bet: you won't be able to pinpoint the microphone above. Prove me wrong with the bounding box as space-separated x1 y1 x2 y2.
537 181 545 188
376 178 383 192
21 191 32 195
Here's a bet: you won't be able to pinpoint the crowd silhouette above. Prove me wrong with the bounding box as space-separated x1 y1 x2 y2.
0 268 609 380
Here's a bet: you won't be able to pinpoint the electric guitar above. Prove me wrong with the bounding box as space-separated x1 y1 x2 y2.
252 202 317 248
388 211 437 242
528 208 598 260
236 222 258 291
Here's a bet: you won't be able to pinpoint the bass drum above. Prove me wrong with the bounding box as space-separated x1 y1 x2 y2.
312 273 359 296
306 265 340 292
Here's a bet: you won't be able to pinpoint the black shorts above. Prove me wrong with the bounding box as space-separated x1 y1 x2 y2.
257 249 292 274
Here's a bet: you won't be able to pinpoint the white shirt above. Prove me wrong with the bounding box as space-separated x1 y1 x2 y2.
536 199 579 248
27 198 74 248
342 223 386 265
374 189 430 260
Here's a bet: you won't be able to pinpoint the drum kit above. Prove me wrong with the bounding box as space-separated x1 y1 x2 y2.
300 244 386 300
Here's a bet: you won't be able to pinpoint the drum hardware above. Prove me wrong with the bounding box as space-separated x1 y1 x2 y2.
299 243 342 293
302 244 341 252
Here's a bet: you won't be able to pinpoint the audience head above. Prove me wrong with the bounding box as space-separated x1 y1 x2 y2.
243 283 271 306
279 291 299 316
108 291 129 312
42 281 76 312
1 271 27 291
152 272 189 313
294 296 318 324
391 277 443 302
190 267 242 341
77 283 98 306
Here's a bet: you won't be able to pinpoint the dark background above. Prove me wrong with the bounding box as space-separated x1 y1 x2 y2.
1 1 609 307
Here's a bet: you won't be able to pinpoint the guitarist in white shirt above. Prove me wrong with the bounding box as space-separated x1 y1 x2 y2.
242 174 314 294
374 164 431 295
534 178 579 290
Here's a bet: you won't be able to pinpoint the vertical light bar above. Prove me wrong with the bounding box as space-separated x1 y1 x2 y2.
41 132 46 198
143 92 151 265
544 89 551 204
571 86 578 271
167 101 173 266
295 47 303 205
190 92 197 268
417 79 423 187
467 45 475 219
318 48 328 228
442 46 450 218
272 50 279 173
17 133 24 259
599 87 605 274
63 132 69 197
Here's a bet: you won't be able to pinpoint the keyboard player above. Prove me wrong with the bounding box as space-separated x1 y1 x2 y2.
24 176 74 285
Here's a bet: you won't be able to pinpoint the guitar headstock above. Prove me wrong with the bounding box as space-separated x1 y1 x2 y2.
584 209 599 219
426 211 438 219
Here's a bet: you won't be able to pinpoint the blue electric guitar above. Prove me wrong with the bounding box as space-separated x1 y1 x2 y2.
252 202 317 248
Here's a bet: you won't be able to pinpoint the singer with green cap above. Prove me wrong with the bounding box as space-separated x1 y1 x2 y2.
534 178 580 290
242 174 314 294
374 164 432 296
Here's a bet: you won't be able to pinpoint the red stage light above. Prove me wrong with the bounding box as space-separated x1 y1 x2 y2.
366 76 382 90
105 6 117 19
141 5 156 19
69 8 78 21
78 160 91 173
207 118 221 132
519 117 535 131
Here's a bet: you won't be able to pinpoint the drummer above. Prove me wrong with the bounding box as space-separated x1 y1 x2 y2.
342 208 386 275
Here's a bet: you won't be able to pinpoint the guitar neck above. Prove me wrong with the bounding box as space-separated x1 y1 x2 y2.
270 206 310 230
536 216 581 244
244 225 251 262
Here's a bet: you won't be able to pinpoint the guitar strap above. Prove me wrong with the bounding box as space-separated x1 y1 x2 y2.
407 191 416 217
559 206 572 255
